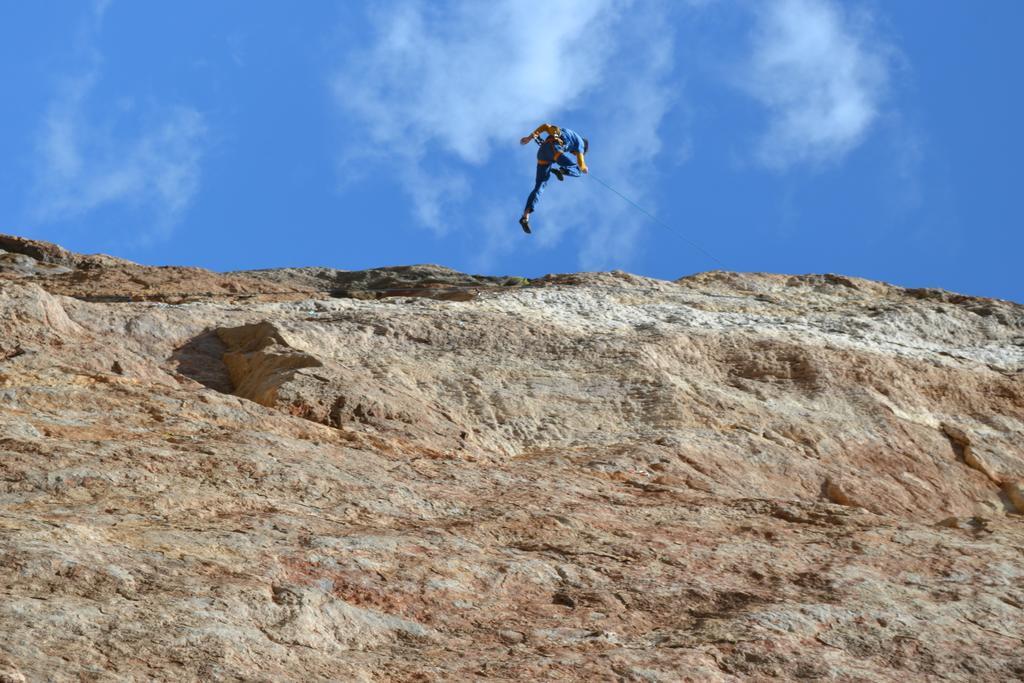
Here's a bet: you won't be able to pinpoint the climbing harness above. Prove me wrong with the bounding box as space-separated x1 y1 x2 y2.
534 135 562 166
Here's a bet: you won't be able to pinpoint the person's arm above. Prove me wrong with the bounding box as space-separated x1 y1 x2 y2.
520 123 559 145
575 151 588 173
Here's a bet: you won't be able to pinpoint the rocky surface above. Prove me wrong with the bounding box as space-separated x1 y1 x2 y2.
1 234 1022 681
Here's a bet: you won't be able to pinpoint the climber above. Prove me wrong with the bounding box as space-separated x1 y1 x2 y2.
518 123 589 234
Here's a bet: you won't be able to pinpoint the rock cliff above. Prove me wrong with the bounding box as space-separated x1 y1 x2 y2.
1 234 1022 681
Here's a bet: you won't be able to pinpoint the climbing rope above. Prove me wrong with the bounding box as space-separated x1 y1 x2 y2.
586 171 726 269
532 135 725 268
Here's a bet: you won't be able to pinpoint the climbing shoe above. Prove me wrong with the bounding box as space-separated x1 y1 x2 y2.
552 168 565 181
519 216 531 234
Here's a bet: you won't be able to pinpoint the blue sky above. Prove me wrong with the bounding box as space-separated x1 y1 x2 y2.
1 1 1021 302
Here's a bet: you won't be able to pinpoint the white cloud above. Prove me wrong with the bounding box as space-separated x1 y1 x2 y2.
92 0 112 22
30 3 206 239
740 0 890 169
335 1 615 163
332 0 678 269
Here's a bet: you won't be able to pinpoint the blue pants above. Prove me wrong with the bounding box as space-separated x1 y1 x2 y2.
524 141 581 214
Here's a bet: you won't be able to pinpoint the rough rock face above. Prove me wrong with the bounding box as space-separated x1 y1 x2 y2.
1 234 1022 681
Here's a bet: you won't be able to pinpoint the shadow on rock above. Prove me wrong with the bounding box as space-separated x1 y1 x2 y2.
169 330 233 394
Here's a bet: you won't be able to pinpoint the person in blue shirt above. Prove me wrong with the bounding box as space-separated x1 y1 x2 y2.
518 124 589 234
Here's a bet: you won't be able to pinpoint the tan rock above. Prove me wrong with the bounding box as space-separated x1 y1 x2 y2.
942 422 1004 484
1 234 1023 680
824 477 860 508
1004 480 1024 514
217 321 323 405
0 658 27 683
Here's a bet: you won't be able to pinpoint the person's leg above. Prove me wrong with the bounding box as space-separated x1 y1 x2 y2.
555 153 581 178
524 162 552 215
521 140 558 232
